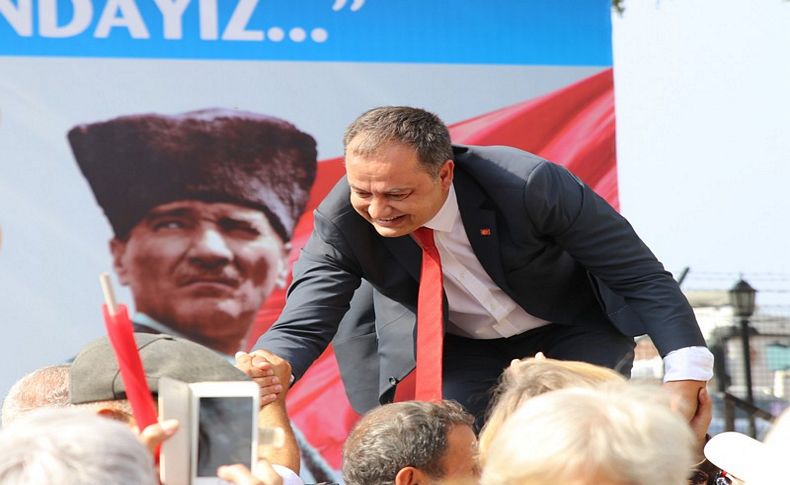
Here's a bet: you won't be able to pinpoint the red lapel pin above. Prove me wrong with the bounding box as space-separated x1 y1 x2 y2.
480 228 492 236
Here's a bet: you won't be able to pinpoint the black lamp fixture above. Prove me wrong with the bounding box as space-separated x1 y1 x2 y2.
728 275 758 437
729 277 757 318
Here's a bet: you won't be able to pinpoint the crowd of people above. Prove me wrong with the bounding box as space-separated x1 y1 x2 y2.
0 106 782 484
2 343 785 484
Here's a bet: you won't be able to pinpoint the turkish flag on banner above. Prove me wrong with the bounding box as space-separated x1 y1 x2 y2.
250 68 617 469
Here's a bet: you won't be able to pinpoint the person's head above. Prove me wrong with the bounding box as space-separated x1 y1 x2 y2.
1 364 71 426
343 106 455 238
479 356 626 464
480 385 696 485
342 400 479 485
69 333 250 427
0 407 157 485
69 109 317 353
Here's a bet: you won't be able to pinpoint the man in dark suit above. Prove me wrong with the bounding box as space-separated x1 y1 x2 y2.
252 106 712 422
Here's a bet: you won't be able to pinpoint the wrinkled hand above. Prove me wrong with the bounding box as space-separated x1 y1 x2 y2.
663 379 707 422
217 461 283 485
235 350 292 407
134 419 179 482
135 419 179 455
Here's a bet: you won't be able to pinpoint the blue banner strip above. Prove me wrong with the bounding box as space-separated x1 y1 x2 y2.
0 0 612 66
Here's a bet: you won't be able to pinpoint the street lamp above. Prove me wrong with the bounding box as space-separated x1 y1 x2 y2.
730 278 757 318
729 276 758 437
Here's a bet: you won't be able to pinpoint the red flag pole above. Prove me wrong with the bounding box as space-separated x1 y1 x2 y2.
99 273 158 432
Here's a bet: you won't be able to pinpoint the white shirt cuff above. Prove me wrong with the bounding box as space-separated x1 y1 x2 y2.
272 464 304 485
662 346 714 382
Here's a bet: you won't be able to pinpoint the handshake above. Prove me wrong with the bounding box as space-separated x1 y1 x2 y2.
150 349 296 485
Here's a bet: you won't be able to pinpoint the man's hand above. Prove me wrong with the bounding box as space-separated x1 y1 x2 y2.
663 379 707 422
236 350 292 406
688 386 713 462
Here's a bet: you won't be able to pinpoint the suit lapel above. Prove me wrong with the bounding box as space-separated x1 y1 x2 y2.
381 234 422 282
453 168 512 295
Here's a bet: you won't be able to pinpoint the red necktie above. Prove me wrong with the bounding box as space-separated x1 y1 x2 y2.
394 227 444 402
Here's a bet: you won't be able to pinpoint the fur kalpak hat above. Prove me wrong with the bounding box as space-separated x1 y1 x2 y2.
68 108 317 241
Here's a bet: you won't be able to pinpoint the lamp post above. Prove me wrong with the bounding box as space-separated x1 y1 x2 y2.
729 277 757 437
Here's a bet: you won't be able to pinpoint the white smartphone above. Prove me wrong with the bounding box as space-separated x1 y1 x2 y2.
159 377 260 485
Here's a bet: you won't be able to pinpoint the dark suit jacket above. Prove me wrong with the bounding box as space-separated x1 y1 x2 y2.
256 145 706 413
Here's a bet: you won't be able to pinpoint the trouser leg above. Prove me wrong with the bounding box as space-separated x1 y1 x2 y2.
441 323 635 430
534 323 636 377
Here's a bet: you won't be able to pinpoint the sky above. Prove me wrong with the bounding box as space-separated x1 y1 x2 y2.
612 0 790 309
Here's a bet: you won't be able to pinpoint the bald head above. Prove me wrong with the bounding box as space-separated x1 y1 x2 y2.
2 365 71 426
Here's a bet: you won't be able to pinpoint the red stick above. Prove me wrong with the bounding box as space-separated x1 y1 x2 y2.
102 303 158 431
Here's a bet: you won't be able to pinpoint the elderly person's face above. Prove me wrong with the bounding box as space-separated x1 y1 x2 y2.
110 200 287 354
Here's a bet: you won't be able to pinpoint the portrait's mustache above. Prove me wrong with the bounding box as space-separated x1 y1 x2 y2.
176 268 240 287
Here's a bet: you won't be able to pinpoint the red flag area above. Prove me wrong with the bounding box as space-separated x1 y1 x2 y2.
450 68 618 208
250 68 617 468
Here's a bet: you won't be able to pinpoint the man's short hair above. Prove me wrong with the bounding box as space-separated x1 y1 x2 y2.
1 364 71 426
0 407 157 485
343 106 454 176
480 385 696 485
69 333 249 405
342 400 474 485
69 108 317 241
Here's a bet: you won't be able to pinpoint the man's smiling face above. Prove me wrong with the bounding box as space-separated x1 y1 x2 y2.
345 138 453 238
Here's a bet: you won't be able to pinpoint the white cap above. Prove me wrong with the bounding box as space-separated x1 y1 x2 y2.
704 409 790 484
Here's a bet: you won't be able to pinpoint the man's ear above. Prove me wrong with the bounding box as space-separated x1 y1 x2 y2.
395 466 425 485
94 406 134 426
439 159 454 190
109 238 130 286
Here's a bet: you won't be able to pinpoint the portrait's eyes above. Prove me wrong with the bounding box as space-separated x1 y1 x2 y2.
150 217 191 231
353 190 372 199
220 220 262 239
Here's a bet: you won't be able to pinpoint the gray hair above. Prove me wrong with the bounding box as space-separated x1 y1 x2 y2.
342 400 474 485
0 407 157 485
2 364 71 426
480 384 696 485
343 106 454 176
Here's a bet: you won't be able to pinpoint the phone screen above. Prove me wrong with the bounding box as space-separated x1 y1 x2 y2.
196 396 254 477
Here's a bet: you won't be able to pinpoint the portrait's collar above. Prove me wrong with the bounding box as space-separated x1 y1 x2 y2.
134 312 191 341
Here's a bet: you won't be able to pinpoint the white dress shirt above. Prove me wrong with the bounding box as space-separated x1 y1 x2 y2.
422 186 713 382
